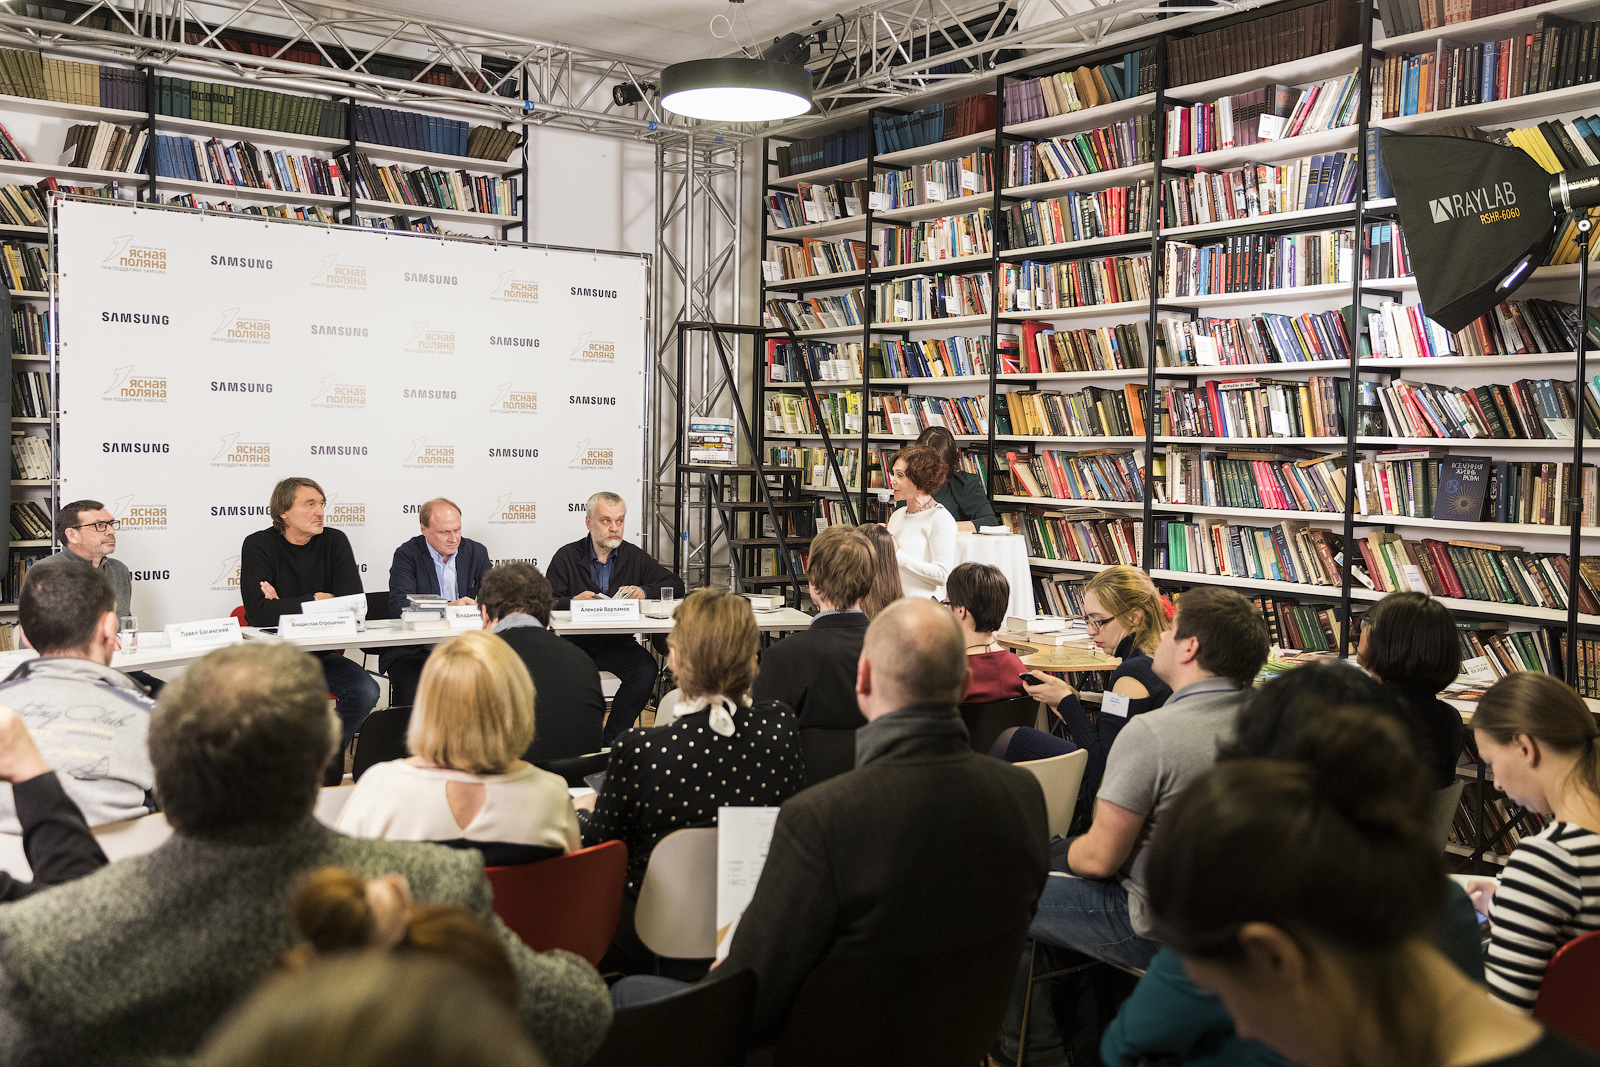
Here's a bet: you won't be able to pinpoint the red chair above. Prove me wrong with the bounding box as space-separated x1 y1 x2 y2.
1533 929 1600 1051
487 841 628 967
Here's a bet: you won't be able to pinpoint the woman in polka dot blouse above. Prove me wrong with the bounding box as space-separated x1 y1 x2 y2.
575 587 804 975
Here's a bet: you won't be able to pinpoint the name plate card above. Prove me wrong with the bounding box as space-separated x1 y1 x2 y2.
447 605 483 630
302 593 366 615
279 612 358 640
166 616 244 650
570 599 641 624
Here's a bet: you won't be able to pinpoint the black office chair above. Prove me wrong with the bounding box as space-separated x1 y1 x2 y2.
798 727 857 787
765 933 1027 1067
360 590 395 672
584 967 755 1067
351 705 412 781
959 696 1038 756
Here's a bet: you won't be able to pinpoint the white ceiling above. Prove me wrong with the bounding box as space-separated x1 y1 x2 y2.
369 0 849 65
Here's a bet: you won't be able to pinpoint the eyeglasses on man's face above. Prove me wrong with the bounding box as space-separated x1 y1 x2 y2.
73 520 120 533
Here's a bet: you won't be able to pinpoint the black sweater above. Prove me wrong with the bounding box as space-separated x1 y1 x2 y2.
546 535 682 612
1052 634 1172 798
0 772 108 902
497 625 607 763
239 527 364 627
1381 679 1468 790
751 611 869 730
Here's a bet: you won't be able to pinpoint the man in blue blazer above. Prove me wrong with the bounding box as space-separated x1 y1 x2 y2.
380 498 492 707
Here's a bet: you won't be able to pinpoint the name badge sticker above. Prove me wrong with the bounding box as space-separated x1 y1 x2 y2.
1101 692 1132 718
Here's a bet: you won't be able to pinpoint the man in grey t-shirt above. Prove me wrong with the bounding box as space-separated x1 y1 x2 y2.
996 587 1269 1065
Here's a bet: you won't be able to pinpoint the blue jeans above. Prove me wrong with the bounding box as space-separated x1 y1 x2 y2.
316 650 381 746
996 874 1161 1065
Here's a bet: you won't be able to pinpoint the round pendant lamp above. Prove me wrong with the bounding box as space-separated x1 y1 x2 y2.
659 58 814 122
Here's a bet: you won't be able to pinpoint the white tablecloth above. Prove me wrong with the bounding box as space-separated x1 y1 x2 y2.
955 533 1033 620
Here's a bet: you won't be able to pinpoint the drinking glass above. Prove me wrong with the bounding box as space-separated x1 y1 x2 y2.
119 615 137 653
660 587 676 610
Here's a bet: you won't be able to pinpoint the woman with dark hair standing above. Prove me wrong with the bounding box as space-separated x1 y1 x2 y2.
1469 672 1600 1012
915 425 997 534
1357 591 1467 789
856 523 903 619
1142 704 1597 1067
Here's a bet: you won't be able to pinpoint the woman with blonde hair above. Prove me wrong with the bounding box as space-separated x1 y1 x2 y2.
576 587 803 976
336 630 579 865
994 565 1173 800
1467 672 1600 1012
858 522 904 619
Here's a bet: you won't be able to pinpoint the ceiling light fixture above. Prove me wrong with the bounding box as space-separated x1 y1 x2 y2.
659 56 815 122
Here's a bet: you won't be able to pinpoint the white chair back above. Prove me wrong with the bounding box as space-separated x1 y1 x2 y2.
1020 749 1089 840
1429 780 1465 852
634 826 717 959
315 784 358 827
93 811 173 861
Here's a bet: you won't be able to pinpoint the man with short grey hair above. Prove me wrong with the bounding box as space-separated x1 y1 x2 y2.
0 640 613 1067
547 491 682 743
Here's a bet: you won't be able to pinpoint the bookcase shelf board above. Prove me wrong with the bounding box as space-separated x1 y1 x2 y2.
1003 93 1159 141
1001 495 1148 512
156 175 348 207
998 299 1152 321
1167 44 1365 103
0 92 143 124
1001 161 1152 201
1375 0 1600 52
1376 80 1600 133
351 199 519 224
1165 124 1359 173
1147 500 1600 536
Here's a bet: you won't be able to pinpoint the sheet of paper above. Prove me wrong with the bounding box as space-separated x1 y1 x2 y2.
716 806 780 961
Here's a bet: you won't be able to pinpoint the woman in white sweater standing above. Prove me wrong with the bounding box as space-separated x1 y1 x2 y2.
886 443 958 601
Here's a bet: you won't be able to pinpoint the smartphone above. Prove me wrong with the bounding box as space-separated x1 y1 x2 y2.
1019 672 1036 683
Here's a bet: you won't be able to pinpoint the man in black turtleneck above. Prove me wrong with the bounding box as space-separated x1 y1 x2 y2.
610 598 1049 1037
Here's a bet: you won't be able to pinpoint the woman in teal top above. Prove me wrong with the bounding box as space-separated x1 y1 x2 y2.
916 426 997 533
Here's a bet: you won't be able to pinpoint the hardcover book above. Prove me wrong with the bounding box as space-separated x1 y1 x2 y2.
1433 455 1491 522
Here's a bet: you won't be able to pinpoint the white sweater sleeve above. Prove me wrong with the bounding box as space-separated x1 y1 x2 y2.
897 508 957 586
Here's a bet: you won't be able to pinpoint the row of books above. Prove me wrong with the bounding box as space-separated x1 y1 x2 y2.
1162 447 1349 514
870 150 994 209
1007 319 1148 374
1002 182 1154 249
775 126 871 180
354 104 516 162
1030 571 1091 619
764 339 864 383
1001 253 1151 311
1362 377 1597 441
12 306 47 357
8 501 49 542
1466 623 1556 682
1376 0 1540 38
1168 0 1362 87
875 334 997 379
1002 50 1155 125
876 209 994 267
9 433 48 480
1000 448 1148 503
1555 633 1600 698
151 134 345 197
0 184 47 227
1354 535 1600 620
341 153 517 216
0 552 43 604
160 192 338 226
0 50 102 107
1352 455 1600 528
1001 384 1146 439
1450 297 1598 360
1003 506 1144 568
765 290 869 333
765 391 861 437
875 272 994 322
767 237 869 282
1166 79 1349 157
1158 310 1356 368
1165 151 1360 228
1377 16 1600 120
60 122 147 173
871 93 996 155
1160 516 1343 587
875 393 990 437
1162 225 1406 299
151 76 346 140
1370 300 1471 361
12 370 50 419
764 178 869 229
1158 377 1351 440
0 242 48 292
1254 596 1343 652
768 445 888 492
1448 793 1545 856
1003 114 1155 186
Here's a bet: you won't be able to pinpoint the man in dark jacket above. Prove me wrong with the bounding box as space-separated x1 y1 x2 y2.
547 492 683 743
612 598 1050 1039
477 562 606 763
381 497 494 707
751 525 873 780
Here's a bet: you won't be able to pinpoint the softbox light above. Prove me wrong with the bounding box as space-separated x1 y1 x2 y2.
1381 131 1557 332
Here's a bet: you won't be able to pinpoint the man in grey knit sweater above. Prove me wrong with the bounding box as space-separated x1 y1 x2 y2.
0 641 612 1067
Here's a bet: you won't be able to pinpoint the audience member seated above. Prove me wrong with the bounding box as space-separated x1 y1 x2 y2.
917 425 998 534
751 525 875 729
575 587 804 976
198 955 547 1067
477 562 605 763
1468 672 1600 1012
886 444 957 600
0 701 107 900
858 522 904 619
611 598 1049 1038
0 560 155 833
337 630 579 866
1356 591 1467 790
1101 663 1488 1067
0 641 610 1067
1144 705 1599 1067
994 566 1173 799
282 867 520 1011
945 562 1029 703
997 586 1269 1065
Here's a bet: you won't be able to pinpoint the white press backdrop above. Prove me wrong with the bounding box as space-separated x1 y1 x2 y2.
55 199 648 628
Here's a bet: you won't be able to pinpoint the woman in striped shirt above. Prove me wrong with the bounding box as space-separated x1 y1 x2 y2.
1469 672 1600 1012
